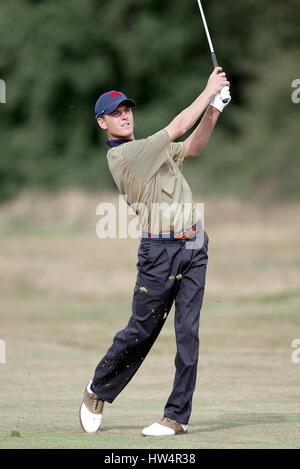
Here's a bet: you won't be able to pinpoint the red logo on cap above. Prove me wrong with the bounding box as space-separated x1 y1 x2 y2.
110 91 122 99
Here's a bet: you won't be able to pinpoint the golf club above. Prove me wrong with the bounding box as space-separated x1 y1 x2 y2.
196 0 230 103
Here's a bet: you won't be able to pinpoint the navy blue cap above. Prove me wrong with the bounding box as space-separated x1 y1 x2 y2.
95 91 136 118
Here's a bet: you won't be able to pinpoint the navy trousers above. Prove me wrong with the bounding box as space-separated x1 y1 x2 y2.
92 231 209 424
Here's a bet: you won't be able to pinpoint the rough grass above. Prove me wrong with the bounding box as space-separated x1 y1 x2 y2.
0 191 300 449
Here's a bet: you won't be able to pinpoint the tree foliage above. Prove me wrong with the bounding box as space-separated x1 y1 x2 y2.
0 0 299 201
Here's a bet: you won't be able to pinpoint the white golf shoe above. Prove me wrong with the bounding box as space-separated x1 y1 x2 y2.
79 380 104 433
142 416 188 437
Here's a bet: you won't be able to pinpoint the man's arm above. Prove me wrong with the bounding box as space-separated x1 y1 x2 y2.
164 67 229 142
184 105 220 158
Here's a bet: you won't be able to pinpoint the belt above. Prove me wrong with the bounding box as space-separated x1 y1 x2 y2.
142 221 202 240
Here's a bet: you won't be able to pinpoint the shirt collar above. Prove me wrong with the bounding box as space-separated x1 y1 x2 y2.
106 139 133 148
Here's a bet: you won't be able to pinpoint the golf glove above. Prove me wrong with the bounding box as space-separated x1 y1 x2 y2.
210 86 231 112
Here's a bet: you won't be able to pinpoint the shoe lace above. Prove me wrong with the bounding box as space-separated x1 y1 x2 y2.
161 416 172 423
91 394 103 411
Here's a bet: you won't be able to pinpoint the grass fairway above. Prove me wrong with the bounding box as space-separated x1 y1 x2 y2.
0 192 300 449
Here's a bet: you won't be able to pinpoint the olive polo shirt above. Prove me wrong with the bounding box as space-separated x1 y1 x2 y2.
106 129 201 235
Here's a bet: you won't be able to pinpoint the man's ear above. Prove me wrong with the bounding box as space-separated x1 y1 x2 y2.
97 116 107 131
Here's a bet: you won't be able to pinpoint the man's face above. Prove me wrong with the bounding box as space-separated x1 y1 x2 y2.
97 103 134 140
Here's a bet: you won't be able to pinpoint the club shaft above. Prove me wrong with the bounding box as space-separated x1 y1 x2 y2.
196 0 218 67
196 0 230 103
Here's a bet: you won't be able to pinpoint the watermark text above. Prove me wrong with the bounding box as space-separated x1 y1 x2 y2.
291 79 300 104
291 339 300 364
0 79 6 103
0 339 6 364
96 195 205 249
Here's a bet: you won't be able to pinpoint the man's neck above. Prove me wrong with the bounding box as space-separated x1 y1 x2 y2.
106 138 133 148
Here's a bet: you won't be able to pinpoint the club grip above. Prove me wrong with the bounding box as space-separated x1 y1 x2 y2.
211 52 218 69
211 53 230 103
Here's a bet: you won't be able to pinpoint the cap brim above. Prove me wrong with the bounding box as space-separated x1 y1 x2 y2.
97 98 136 118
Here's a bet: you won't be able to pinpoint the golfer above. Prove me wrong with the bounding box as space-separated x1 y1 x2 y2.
80 67 231 436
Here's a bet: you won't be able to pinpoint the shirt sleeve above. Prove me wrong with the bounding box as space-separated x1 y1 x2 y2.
169 141 186 171
120 129 172 184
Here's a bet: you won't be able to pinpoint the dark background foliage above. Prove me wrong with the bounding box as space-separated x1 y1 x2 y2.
0 0 299 201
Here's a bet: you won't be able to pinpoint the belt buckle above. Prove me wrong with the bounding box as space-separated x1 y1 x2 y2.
174 224 198 240
175 230 187 240
185 226 197 239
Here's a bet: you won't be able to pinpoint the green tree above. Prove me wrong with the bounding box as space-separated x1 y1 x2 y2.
0 0 299 201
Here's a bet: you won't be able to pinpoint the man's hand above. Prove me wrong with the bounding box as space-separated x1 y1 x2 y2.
205 67 230 97
210 86 231 112
206 67 231 112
